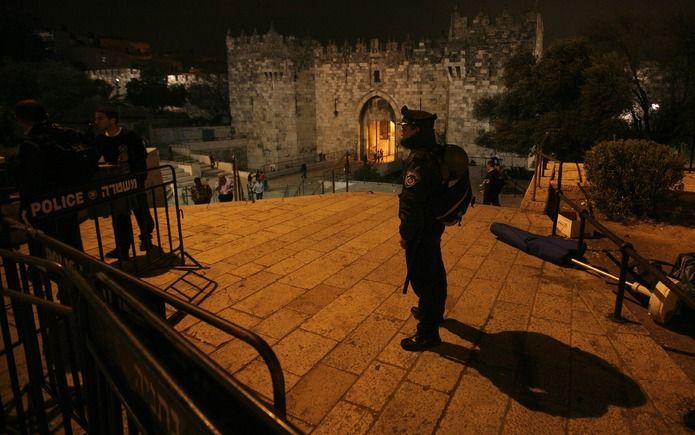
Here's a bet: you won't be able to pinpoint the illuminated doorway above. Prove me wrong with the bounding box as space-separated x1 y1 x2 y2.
359 97 396 163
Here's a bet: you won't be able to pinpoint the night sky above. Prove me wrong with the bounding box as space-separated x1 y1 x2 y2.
7 0 695 57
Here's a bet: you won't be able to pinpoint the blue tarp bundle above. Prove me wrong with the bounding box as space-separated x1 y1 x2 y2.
490 222 584 266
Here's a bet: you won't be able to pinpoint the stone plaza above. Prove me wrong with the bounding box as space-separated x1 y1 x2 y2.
77 192 695 433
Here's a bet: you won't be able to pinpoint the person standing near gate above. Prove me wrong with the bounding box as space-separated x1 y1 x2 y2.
94 107 154 260
397 106 447 351
216 174 234 202
482 159 503 206
253 175 264 200
191 177 212 205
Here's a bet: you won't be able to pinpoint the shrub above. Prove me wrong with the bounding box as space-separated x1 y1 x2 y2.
585 139 684 219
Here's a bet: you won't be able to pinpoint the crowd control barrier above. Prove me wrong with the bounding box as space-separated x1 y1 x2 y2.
0 224 299 434
1 165 217 309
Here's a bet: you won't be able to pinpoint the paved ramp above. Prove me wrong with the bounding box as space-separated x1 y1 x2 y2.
80 193 694 433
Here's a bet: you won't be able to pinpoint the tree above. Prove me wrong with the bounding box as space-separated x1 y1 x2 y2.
589 9 695 145
651 11 695 145
0 60 112 146
126 66 187 111
474 38 633 160
187 82 230 121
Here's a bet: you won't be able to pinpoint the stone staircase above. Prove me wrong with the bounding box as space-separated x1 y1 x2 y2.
520 161 588 212
159 156 235 204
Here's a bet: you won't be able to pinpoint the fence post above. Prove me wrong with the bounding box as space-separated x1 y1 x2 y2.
532 160 538 201
557 160 564 195
551 187 560 236
612 246 631 321
332 170 335 193
689 136 694 173
578 211 586 255
551 161 564 236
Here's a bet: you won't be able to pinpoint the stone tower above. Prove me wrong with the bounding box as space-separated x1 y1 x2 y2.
226 9 543 170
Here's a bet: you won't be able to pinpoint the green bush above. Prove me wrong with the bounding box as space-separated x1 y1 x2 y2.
585 139 684 219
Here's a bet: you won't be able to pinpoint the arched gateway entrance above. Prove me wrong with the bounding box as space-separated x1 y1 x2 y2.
359 97 397 163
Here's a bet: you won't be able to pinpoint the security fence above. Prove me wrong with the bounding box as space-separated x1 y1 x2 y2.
1 165 216 308
0 166 300 433
0 242 298 433
543 157 695 319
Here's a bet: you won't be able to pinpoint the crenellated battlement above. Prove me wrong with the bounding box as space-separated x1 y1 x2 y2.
225 9 543 170
228 9 541 67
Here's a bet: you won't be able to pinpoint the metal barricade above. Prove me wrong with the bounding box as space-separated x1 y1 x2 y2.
544 161 695 319
1 165 217 308
0 251 85 434
0 228 300 433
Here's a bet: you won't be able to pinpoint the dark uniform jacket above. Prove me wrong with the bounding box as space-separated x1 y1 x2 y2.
483 168 503 202
399 147 445 241
16 124 57 200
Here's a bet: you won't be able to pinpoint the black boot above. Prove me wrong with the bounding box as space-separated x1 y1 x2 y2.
400 332 441 352
410 306 443 324
410 306 422 320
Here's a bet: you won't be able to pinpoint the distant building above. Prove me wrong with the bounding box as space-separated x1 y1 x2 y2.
167 71 227 88
86 68 141 99
226 9 543 169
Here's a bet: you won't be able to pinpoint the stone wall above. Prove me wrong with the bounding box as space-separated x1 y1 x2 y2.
226 9 542 169
150 125 232 145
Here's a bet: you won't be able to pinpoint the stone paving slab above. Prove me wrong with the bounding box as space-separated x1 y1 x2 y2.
80 192 695 433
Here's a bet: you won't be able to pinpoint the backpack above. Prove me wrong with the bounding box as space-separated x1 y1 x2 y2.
37 123 99 188
431 144 474 226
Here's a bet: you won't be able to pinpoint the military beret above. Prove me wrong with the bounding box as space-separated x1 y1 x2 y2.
399 105 437 128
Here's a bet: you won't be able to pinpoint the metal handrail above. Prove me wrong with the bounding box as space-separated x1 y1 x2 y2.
532 131 559 201
1 218 290 416
550 176 695 318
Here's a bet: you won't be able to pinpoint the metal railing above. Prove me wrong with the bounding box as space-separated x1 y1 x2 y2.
0 222 299 433
0 252 85 434
1 165 217 305
545 165 695 320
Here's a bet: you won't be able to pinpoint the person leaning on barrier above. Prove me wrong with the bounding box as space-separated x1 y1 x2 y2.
94 107 154 260
12 100 84 250
398 105 447 352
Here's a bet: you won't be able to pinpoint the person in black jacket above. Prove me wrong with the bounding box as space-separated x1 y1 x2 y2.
13 100 84 250
94 107 154 260
398 106 447 351
482 159 503 206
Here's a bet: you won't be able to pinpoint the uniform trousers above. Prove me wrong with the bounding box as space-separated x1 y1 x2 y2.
406 236 447 336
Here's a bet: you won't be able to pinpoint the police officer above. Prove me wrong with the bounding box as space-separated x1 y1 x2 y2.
13 100 84 250
398 105 447 351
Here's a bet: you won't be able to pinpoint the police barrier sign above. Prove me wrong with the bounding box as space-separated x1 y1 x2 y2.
77 273 297 434
28 229 294 433
26 176 140 219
